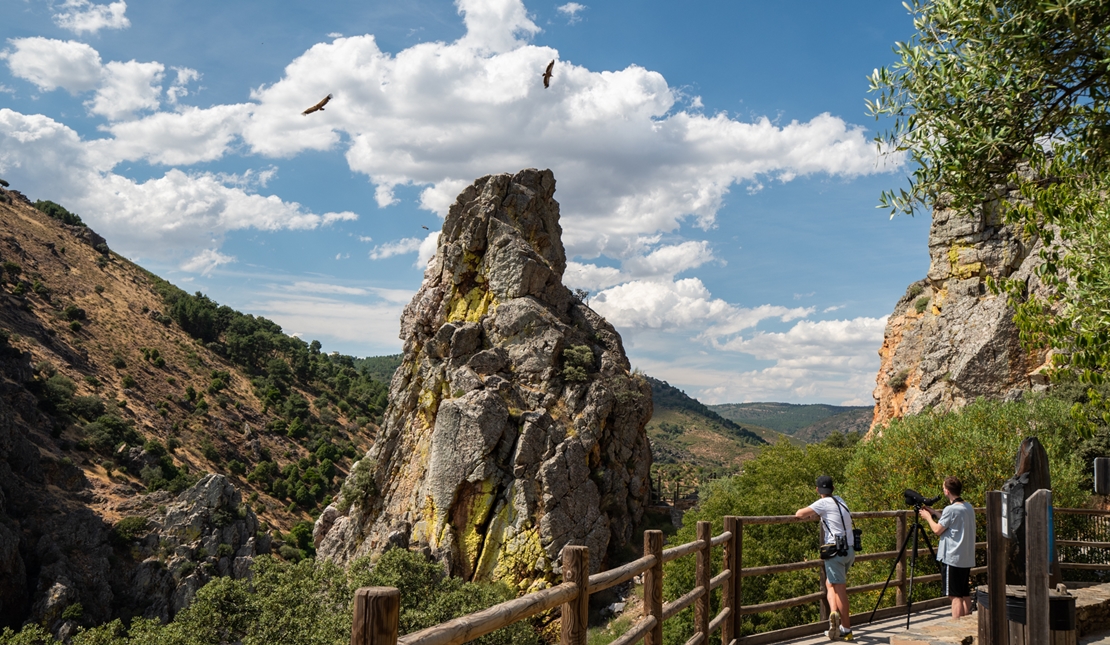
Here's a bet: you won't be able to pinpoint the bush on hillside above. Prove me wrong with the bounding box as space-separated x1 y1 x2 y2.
33 200 84 227
0 551 539 645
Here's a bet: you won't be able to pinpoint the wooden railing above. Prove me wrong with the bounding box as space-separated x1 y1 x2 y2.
350 506 1110 645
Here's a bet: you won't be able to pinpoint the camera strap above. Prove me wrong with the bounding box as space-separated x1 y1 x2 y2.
820 497 849 542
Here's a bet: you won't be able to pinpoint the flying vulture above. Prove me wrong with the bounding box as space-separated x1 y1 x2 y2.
542 60 554 88
302 94 332 115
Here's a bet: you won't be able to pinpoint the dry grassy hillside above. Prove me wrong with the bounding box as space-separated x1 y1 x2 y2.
0 191 380 533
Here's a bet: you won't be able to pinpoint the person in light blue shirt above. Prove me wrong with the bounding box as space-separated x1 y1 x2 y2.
919 476 976 618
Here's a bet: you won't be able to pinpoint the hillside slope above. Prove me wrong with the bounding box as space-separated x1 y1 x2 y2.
709 402 871 442
645 377 770 497
0 187 388 631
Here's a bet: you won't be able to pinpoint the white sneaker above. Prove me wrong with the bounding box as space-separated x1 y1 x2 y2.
827 611 841 641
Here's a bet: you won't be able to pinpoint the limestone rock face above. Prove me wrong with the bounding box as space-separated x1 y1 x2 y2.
871 195 1050 429
316 169 652 589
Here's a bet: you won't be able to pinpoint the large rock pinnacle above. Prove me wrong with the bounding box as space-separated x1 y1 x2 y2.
870 190 1051 431
316 169 653 590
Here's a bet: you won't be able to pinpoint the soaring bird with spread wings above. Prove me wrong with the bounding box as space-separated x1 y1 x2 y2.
542 60 554 88
302 94 332 115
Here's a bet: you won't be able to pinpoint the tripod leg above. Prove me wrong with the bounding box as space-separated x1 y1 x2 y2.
906 522 921 630
868 522 918 624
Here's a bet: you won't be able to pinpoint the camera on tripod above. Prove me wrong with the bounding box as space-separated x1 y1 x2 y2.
903 489 942 510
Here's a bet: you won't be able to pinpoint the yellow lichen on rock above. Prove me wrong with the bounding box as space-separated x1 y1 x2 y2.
458 479 498 569
492 527 548 591
447 287 497 323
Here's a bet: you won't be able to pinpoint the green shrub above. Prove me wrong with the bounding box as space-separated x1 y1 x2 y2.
68 320 82 332
887 368 910 390
201 439 220 462
113 516 148 542
337 458 377 513
63 304 85 321
110 354 125 369
85 414 141 452
907 283 924 298
60 602 83 621
94 284 104 294
562 344 594 382
914 296 930 314
120 374 136 389
68 395 105 420
34 199 84 226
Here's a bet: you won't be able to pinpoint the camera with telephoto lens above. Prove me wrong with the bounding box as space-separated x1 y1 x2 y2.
903 489 942 510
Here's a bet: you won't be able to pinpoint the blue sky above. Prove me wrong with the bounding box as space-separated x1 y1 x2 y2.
0 0 931 405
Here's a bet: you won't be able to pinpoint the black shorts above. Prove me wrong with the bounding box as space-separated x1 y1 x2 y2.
940 562 971 598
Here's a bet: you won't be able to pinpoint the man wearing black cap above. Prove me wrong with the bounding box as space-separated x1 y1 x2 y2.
796 475 855 641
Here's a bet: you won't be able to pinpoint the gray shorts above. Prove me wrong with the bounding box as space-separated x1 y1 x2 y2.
824 548 855 585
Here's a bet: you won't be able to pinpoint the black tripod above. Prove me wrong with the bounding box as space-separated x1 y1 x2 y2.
868 506 939 629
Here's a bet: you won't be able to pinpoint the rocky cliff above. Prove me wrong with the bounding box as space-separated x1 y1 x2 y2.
871 193 1050 429
316 169 653 591
0 332 266 635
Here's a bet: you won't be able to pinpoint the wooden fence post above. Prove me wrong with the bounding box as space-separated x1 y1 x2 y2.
1026 490 1051 645
645 530 664 645
896 513 907 606
696 521 711 639
560 545 589 645
986 491 1008 645
723 516 739 645
350 587 400 645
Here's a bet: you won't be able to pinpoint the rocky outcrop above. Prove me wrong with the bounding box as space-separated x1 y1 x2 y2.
316 169 652 591
0 333 265 636
871 193 1051 429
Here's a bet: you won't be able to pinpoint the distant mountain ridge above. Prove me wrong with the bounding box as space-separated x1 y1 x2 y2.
709 402 872 442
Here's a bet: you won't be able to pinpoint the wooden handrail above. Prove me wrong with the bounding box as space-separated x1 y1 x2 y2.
588 554 656 594
609 617 657 645
662 539 705 563
396 582 577 645
663 585 705 621
350 506 1110 645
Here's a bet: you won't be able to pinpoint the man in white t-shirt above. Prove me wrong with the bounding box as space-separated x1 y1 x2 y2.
796 475 855 641
919 476 976 618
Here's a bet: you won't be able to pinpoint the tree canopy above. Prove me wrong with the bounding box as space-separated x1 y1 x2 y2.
870 0 1110 409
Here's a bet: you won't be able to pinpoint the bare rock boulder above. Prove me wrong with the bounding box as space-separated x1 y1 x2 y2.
316 169 652 591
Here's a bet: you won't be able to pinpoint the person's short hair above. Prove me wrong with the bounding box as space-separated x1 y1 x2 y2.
944 476 963 497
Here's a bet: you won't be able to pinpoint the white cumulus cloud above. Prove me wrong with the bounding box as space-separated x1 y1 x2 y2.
2 37 103 93
556 3 586 23
181 249 235 275
369 237 424 260
52 0 130 35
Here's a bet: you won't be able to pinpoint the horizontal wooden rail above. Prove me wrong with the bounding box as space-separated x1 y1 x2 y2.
397 582 576 645
1060 562 1110 570
711 531 732 547
710 570 730 591
1055 507 1110 516
708 606 730 634
683 633 705 645
662 539 705 563
663 585 705 621
742 559 822 577
588 554 656 594
1059 539 1110 549
740 591 825 615
609 617 656 645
